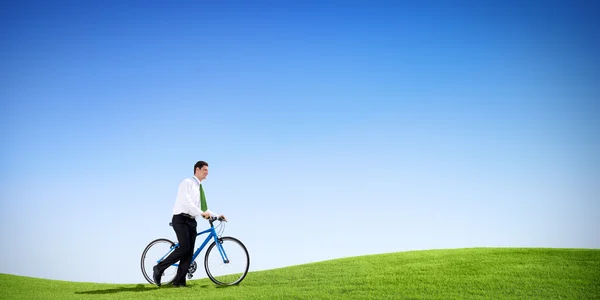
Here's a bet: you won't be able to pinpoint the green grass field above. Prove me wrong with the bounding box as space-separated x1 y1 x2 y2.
1 248 598 299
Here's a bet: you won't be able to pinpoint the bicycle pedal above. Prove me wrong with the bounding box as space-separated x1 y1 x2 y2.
187 274 193 279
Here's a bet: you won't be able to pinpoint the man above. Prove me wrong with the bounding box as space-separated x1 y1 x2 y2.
153 161 226 287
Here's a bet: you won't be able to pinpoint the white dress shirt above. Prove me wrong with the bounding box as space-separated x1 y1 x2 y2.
172 176 218 219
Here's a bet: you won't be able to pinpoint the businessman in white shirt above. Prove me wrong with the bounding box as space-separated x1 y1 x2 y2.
153 161 226 287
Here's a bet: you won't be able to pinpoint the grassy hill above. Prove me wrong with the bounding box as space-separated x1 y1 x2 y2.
1 248 598 299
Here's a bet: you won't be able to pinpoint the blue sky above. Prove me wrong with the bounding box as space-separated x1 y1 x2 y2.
1 0 598 284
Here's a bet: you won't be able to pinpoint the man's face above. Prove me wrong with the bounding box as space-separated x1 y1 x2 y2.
196 166 209 180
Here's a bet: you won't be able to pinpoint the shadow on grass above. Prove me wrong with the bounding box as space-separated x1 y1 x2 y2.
74 284 156 295
74 283 234 295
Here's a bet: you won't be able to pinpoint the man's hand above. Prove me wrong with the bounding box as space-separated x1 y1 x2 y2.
218 215 227 222
201 211 211 219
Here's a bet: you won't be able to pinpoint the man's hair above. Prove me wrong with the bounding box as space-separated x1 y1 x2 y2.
194 161 209 173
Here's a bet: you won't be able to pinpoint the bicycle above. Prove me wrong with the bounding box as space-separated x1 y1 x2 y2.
140 216 250 286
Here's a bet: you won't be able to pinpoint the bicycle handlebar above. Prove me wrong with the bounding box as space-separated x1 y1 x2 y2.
204 215 226 222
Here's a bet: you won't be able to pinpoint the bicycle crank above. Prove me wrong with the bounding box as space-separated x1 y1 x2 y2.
187 261 197 279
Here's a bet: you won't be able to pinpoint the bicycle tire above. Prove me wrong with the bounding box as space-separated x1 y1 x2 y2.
140 238 178 285
204 236 250 285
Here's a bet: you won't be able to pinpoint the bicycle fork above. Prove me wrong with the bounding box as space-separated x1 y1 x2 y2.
216 238 230 264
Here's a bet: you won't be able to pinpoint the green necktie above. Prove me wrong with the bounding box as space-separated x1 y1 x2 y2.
200 184 207 212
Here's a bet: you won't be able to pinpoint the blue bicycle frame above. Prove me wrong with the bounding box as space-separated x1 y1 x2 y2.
158 222 230 267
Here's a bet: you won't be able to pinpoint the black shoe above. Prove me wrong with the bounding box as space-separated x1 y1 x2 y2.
173 283 187 288
153 266 162 287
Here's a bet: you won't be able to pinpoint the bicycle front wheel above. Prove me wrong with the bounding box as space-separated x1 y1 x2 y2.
204 236 250 285
140 238 178 285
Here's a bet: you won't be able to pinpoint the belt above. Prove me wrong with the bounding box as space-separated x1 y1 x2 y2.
178 213 194 219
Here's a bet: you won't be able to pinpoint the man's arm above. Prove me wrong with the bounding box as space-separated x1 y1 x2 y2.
180 179 204 217
203 209 219 219
180 180 221 219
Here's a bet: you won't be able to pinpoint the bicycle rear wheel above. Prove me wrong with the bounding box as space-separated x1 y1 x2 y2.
204 236 250 285
140 238 178 285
